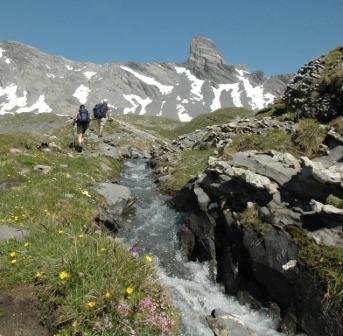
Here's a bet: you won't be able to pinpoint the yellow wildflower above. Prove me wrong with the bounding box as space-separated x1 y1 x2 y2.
11 259 17 265
126 287 134 295
100 247 106 252
72 321 79 328
35 271 44 278
86 300 96 309
59 271 69 281
81 190 91 197
58 229 64 234
104 291 112 299
24 242 30 247
9 251 16 258
145 255 153 263
78 234 84 238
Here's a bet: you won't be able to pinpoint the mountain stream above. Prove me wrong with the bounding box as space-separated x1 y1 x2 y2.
119 160 285 336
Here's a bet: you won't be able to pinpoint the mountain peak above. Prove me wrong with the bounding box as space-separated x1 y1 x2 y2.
186 36 236 82
188 36 228 66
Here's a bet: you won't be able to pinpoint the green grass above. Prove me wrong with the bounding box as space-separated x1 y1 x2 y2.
222 129 299 160
288 226 343 317
117 115 181 139
317 46 343 87
0 129 179 335
239 205 272 234
256 101 289 118
292 119 327 157
159 148 215 194
326 195 343 209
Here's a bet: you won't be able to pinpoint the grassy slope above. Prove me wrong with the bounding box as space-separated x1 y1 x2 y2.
159 148 215 195
117 114 181 139
116 107 252 140
0 116 179 336
173 107 252 137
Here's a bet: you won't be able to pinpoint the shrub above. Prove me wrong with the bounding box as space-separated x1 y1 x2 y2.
292 119 326 157
222 129 298 160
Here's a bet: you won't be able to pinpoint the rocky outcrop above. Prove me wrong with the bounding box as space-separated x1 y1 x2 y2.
283 46 343 121
171 149 342 336
150 117 296 181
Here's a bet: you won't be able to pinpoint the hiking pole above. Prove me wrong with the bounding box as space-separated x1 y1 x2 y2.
69 121 76 149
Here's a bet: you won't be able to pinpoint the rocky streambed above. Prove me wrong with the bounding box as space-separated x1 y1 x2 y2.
147 117 343 336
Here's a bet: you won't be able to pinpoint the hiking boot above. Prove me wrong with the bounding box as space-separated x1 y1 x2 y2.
77 144 83 153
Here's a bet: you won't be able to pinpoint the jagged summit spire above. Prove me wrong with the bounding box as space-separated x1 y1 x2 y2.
188 36 228 66
186 36 236 82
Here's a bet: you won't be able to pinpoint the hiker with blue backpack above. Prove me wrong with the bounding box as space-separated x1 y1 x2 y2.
93 99 110 138
73 104 90 152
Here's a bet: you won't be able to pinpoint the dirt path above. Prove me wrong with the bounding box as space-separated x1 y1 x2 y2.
0 285 49 336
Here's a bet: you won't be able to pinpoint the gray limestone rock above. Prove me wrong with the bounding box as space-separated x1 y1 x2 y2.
0 225 27 242
94 183 133 217
206 309 256 336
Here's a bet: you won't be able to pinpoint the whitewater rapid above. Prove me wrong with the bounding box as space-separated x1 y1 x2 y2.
119 160 285 336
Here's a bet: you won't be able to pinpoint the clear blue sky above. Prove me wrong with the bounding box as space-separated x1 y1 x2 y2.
1 0 342 76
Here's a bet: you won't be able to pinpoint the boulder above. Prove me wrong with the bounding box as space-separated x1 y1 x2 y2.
94 183 134 218
33 165 52 174
206 309 256 336
0 225 27 242
229 150 301 186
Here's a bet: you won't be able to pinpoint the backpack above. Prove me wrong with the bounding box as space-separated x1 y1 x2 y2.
100 104 108 118
93 103 102 119
77 108 90 124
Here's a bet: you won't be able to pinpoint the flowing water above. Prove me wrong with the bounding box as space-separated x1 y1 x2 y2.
119 160 285 336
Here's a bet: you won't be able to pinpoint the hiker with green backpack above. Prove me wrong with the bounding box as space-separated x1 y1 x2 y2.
73 104 90 152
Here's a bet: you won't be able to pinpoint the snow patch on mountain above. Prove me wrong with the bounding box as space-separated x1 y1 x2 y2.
17 95 52 113
176 104 192 122
237 70 275 110
0 48 4 58
211 83 242 111
65 65 73 70
0 84 52 114
175 66 204 101
84 71 97 80
123 94 152 115
0 84 27 114
5 58 11 64
158 101 166 116
121 66 174 95
73 85 90 104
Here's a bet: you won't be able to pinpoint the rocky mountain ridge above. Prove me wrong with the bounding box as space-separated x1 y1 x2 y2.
0 37 289 121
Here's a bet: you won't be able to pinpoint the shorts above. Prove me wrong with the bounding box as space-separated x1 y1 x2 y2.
96 117 107 127
77 123 89 134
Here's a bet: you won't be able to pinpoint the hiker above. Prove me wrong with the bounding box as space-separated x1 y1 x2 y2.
93 99 110 137
73 104 90 152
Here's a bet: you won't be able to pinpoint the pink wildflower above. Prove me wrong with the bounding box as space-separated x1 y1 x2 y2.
116 301 130 318
129 245 139 258
138 295 157 314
